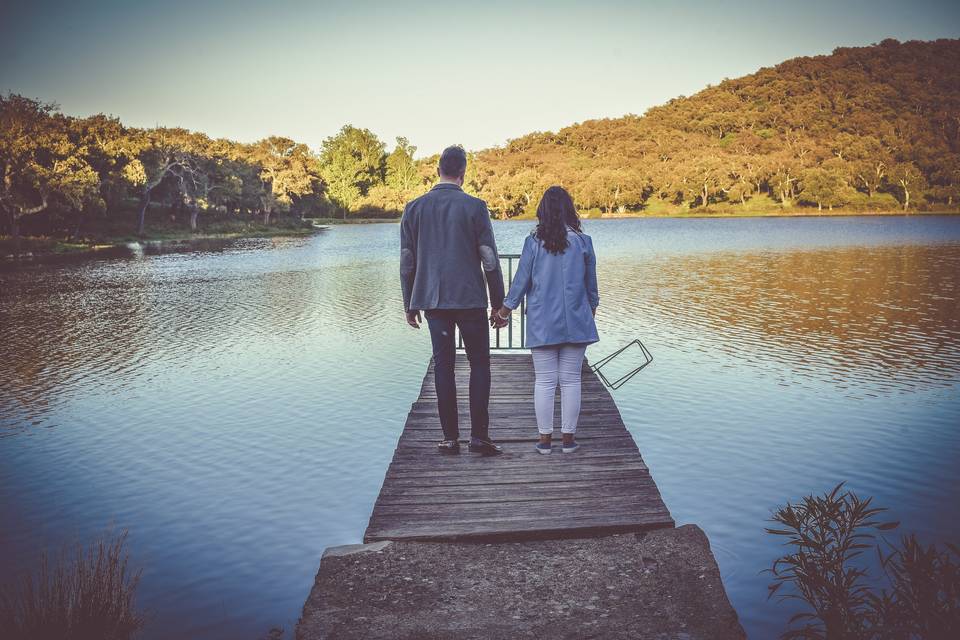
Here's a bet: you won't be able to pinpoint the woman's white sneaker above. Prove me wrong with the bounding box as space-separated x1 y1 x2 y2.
561 439 580 454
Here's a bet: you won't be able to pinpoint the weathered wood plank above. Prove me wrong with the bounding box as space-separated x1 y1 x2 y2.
374 487 667 507
389 450 645 463
380 470 653 487
364 515 674 543
363 353 673 542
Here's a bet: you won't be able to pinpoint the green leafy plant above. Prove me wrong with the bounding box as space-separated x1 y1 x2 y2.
766 483 959 640
873 535 960 638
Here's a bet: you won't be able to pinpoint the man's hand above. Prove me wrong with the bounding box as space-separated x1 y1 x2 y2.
406 310 422 329
490 307 509 329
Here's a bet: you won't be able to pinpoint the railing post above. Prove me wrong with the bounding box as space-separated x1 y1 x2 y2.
507 256 513 347
455 253 523 351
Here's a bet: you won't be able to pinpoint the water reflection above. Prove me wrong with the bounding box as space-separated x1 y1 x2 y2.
601 244 960 398
1 265 148 432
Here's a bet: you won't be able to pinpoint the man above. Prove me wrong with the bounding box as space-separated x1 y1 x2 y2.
400 145 506 455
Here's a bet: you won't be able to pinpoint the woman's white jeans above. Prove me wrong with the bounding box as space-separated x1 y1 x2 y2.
531 343 588 435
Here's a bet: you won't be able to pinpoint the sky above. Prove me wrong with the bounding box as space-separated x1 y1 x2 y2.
2 0 959 157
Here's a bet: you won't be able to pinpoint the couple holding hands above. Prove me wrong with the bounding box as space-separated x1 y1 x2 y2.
400 145 599 457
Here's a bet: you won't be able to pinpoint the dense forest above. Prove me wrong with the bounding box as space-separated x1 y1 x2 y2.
2 38 959 243
473 38 960 217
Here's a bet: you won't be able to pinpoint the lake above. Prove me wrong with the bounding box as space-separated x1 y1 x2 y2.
2 216 959 639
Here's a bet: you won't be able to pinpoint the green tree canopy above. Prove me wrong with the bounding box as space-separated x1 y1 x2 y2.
319 125 386 216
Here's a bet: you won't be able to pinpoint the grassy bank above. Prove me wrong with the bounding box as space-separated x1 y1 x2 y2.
508 207 960 222
7 201 959 259
511 194 959 220
305 217 398 225
2 215 319 259
599 207 960 220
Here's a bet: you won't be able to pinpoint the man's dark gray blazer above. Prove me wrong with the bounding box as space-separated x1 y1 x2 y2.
400 183 504 312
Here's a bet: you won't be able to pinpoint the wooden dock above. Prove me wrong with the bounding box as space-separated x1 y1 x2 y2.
363 353 674 542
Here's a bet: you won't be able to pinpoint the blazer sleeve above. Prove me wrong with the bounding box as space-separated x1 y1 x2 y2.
475 204 505 309
503 235 535 311
399 204 416 312
584 234 599 309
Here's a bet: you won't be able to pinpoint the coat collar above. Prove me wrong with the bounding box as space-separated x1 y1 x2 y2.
431 182 463 191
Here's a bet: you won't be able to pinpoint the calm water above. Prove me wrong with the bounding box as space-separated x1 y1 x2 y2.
2 217 959 639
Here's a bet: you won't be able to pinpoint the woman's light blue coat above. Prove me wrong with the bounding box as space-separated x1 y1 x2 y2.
503 228 600 349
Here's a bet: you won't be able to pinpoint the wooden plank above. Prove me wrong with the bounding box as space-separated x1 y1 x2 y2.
378 488 656 502
362 353 673 542
371 495 669 516
380 470 653 487
374 488 667 507
364 516 674 543
389 450 645 462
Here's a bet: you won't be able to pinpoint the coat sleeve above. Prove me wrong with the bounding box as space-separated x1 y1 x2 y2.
475 204 505 309
584 235 599 309
399 204 416 312
503 235 535 311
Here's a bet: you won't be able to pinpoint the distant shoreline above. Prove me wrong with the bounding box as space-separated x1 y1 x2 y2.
504 208 960 223
5 209 958 265
316 209 960 224
589 208 960 220
1 223 317 264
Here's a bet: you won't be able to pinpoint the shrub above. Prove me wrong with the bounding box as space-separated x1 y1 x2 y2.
0 531 145 640
766 483 960 639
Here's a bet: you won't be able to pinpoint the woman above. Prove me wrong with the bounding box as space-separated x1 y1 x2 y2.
496 186 599 454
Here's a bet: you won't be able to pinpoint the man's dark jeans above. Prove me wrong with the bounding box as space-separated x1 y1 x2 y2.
424 308 491 442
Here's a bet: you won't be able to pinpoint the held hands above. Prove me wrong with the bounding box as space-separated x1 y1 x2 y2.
490 307 510 329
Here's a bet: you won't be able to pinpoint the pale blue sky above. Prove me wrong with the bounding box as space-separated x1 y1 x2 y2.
2 0 958 156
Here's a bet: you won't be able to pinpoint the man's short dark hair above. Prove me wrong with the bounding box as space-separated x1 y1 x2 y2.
438 145 467 178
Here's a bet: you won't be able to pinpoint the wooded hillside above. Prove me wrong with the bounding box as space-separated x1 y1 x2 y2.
2 38 958 242
472 38 960 216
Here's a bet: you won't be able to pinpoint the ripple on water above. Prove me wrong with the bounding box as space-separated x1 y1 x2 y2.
1 218 959 639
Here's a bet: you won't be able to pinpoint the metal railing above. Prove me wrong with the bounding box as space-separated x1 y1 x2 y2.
455 253 654 389
457 253 524 351
589 339 653 390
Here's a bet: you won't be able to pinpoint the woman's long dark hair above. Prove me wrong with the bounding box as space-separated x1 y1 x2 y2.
535 186 582 254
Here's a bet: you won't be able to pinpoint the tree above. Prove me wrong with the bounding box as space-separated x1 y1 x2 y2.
319 125 385 217
0 95 100 249
251 137 321 223
73 114 134 216
576 168 624 213
799 166 856 211
124 128 203 235
927 156 960 207
685 155 731 210
354 183 406 216
833 134 891 198
728 157 763 205
888 162 928 211
512 169 548 214
770 154 801 207
386 137 419 193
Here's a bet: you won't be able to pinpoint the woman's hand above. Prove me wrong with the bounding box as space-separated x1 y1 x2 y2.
490 307 510 328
